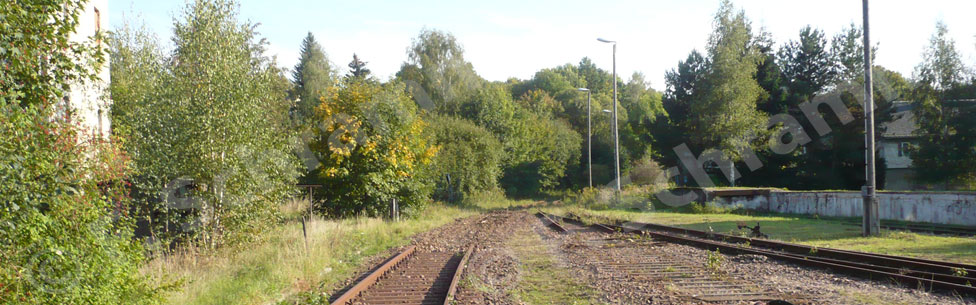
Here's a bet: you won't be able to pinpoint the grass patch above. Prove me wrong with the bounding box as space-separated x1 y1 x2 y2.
508 225 595 304
145 202 474 305
543 205 976 264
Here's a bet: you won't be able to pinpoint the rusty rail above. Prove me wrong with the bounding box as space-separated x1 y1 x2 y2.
444 245 474 305
544 212 976 296
535 211 567 232
330 245 417 305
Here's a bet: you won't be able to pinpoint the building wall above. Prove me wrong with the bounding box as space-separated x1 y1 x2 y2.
65 0 111 140
880 140 913 169
712 190 976 226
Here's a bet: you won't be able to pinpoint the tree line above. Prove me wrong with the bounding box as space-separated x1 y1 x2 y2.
4 0 976 302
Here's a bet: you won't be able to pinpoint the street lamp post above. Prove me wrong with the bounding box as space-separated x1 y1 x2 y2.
578 88 592 188
597 38 621 193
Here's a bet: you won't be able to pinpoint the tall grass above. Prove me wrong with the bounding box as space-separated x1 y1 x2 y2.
143 199 476 305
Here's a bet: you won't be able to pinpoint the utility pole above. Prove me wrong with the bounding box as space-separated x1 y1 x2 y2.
862 0 880 236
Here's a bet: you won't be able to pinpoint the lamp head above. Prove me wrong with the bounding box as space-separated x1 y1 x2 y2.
597 38 615 44
577 88 589 92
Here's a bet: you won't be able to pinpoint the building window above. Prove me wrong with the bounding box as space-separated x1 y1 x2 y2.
898 142 911 157
94 8 101 44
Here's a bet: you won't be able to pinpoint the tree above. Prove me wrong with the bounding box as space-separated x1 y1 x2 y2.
309 81 437 216
779 26 836 102
347 53 371 80
692 0 768 160
117 0 301 246
831 23 876 83
397 28 483 114
2 1 157 303
426 115 503 203
910 21 976 188
619 72 665 161
292 32 335 126
108 21 166 138
657 50 708 170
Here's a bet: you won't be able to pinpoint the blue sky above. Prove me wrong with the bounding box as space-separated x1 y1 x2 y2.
111 0 976 91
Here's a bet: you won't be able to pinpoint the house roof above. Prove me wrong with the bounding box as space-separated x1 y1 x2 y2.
881 101 917 139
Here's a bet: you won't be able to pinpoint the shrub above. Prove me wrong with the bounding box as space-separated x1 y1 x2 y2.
1 1 159 302
309 80 437 217
425 115 503 203
628 157 666 188
109 0 301 247
689 200 732 214
0 104 159 304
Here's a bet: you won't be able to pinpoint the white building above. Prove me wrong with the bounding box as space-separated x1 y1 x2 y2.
62 0 111 140
879 101 916 190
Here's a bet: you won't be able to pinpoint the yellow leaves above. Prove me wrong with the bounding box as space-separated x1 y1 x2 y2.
323 167 339 178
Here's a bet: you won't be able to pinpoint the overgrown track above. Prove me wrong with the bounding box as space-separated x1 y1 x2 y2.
542 214 797 303
330 245 473 305
543 212 976 297
535 211 568 232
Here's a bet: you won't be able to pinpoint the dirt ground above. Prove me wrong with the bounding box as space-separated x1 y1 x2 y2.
329 210 976 305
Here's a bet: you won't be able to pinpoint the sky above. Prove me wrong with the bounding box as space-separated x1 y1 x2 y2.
110 0 976 91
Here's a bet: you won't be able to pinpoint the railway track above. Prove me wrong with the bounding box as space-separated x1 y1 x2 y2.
541 212 976 297
536 212 803 303
330 245 473 305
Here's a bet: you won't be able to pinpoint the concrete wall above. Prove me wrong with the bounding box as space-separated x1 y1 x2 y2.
712 190 976 226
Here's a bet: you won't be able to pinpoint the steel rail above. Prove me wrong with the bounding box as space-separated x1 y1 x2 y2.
444 245 475 305
545 212 976 296
536 211 568 232
330 245 417 305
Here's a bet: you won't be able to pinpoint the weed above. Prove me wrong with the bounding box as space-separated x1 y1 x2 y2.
705 249 724 272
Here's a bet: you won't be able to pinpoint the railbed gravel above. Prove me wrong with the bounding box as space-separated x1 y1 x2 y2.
325 210 975 305
542 217 976 305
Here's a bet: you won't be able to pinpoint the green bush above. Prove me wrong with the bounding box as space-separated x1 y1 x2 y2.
426 115 504 203
1 1 159 303
109 0 301 247
309 81 436 217
0 104 159 304
689 200 732 214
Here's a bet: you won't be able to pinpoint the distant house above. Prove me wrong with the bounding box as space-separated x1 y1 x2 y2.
880 101 917 190
59 0 111 140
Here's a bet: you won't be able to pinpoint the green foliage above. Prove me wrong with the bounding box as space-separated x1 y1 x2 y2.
108 21 166 139
426 115 504 203
499 111 581 196
398 28 483 113
1 1 159 303
628 157 666 187
0 0 105 107
689 201 732 214
347 53 371 80
110 0 301 247
309 80 437 217
692 0 768 158
292 32 336 126
910 22 976 188
778 26 836 100
831 23 875 82
619 72 665 161
705 249 724 271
